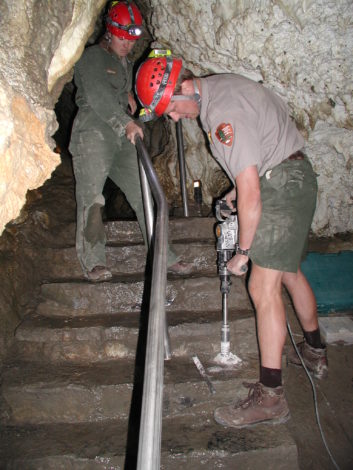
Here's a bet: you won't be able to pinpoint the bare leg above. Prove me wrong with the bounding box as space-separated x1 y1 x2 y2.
214 262 291 428
282 268 318 331
248 264 286 369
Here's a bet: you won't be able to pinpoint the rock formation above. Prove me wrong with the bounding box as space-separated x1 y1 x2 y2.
1 0 352 236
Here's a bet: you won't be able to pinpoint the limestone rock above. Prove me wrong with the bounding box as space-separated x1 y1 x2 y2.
0 0 352 237
0 0 105 235
145 0 353 235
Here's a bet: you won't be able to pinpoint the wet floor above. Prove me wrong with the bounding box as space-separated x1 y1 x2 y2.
284 307 353 470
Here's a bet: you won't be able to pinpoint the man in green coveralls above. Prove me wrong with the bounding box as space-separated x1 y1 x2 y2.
70 2 190 282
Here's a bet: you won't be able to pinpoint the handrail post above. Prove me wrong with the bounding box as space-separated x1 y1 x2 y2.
135 136 169 470
176 120 189 217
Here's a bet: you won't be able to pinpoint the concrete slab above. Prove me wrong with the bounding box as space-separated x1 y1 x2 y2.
14 315 257 363
1 361 257 425
36 276 252 317
0 418 298 469
319 315 353 344
41 243 218 280
55 217 216 248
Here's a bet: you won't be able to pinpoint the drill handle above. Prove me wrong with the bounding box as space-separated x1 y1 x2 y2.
216 199 237 221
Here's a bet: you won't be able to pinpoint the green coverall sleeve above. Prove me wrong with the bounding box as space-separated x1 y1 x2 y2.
75 46 133 137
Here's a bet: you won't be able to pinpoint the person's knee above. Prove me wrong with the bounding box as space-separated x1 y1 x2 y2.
83 201 105 246
248 266 283 308
248 276 270 308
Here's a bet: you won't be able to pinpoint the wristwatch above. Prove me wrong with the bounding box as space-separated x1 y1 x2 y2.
236 243 250 256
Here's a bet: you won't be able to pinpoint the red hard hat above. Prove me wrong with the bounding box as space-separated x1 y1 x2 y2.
106 1 143 41
135 56 183 117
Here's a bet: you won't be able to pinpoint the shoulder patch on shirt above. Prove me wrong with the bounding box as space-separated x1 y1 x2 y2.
215 123 234 146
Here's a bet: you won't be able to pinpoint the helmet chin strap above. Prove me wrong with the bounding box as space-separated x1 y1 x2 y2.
193 79 201 109
171 79 201 109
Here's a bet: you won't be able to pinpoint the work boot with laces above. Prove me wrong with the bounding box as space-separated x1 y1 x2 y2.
287 339 328 379
86 266 112 282
214 381 290 428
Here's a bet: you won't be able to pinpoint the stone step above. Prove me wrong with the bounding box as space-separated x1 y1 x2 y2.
161 417 298 470
1 356 260 425
14 314 257 363
36 276 252 317
41 243 217 280
0 417 298 469
53 217 216 248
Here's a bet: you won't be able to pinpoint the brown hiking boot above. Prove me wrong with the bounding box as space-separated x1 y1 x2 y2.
214 381 290 429
287 340 328 379
86 266 112 282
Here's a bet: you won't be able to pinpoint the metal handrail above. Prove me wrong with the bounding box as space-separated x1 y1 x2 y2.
176 120 189 217
138 158 154 246
135 135 169 470
138 148 171 360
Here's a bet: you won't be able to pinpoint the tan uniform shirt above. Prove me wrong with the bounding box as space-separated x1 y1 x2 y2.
199 74 304 183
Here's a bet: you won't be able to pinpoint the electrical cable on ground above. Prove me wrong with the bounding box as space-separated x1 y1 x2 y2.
286 319 341 470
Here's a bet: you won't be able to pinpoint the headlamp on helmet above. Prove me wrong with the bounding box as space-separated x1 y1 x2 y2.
139 107 155 122
148 49 172 58
106 1 143 40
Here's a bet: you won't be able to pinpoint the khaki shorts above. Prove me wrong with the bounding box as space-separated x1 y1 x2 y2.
250 157 317 273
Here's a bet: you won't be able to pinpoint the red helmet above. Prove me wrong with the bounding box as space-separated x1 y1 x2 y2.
135 55 183 117
106 1 143 41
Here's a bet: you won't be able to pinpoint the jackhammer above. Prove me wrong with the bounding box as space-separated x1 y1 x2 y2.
214 199 243 366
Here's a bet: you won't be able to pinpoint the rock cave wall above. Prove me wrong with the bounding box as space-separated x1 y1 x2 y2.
143 0 353 235
0 0 352 238
0 0 106 361
0 0 106 236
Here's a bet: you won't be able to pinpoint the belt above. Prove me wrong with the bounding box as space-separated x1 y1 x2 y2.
285 150 305 161
265 150 306 180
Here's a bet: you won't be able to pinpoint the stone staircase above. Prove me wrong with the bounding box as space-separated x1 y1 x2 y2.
0 217 299 469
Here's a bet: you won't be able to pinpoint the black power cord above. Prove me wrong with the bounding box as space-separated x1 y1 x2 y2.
286 319 341 470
